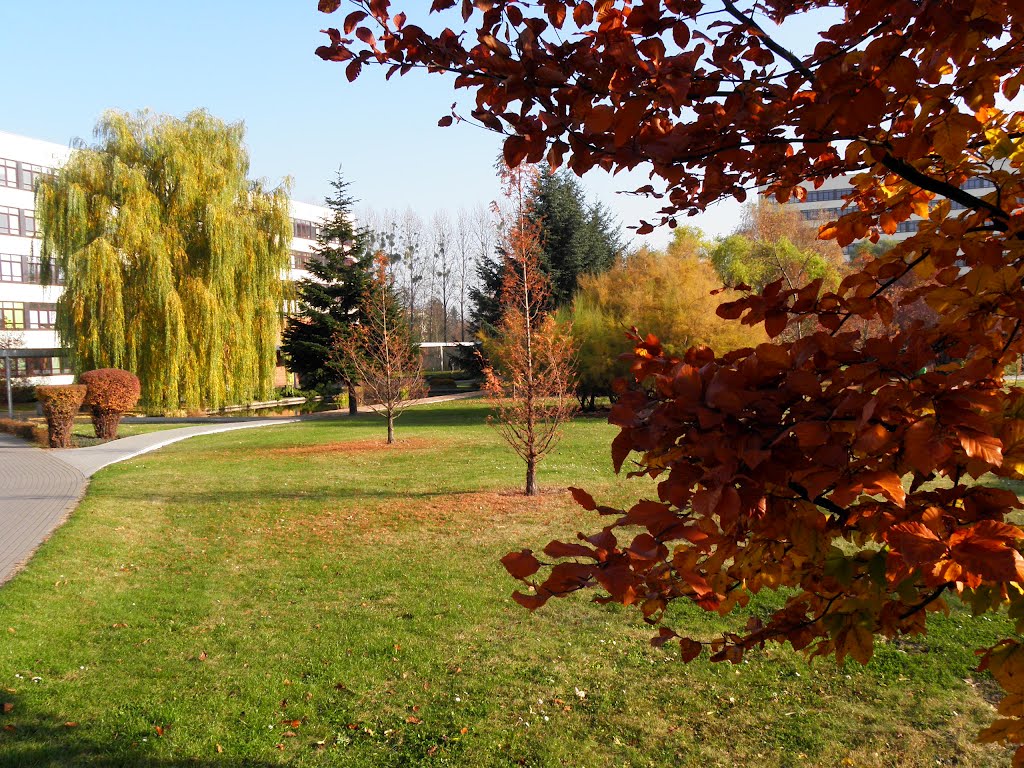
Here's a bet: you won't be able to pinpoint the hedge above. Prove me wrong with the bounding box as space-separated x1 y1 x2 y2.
35 385 87 448
79 368 141 440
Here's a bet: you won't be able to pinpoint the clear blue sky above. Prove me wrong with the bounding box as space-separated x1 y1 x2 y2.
0 2 838 249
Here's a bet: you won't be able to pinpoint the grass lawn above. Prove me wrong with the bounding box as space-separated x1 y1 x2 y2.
0 401 1015 767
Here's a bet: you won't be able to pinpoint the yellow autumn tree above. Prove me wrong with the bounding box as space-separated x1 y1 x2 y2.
569 228 767 409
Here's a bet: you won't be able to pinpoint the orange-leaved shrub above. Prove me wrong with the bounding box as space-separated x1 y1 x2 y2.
0 418 42 444
79 368 141 440
35 385 86 448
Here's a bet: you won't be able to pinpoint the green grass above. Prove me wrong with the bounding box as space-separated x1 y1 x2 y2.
0 402 1015 767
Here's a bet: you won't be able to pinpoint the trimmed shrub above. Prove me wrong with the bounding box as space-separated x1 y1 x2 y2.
0 418 42 444
79 368 141 440
35 385 87 448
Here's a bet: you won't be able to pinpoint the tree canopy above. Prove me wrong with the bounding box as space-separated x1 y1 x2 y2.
569 227 766 408
471 163 621 333
37 110 290 411
319 0 1024 756
281 171 373 410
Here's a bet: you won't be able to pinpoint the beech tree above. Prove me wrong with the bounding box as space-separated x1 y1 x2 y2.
318 0 1024 757
485 164 576 496
37 110 290 411
336 253 426 444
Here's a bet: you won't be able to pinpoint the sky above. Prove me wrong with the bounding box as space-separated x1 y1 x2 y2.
0 1 839 250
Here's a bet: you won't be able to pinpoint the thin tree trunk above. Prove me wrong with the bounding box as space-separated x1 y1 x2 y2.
348 379 358 416
525 455 538 496
387 412 395 444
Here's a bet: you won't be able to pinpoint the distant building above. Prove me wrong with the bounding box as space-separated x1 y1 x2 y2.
0 129 329 389
781 172 998 255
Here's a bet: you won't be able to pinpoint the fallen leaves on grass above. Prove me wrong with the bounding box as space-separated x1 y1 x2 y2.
256 437 440 458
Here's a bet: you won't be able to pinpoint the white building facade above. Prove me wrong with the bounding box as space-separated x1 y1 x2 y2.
0 129 329 390
786 172 997 253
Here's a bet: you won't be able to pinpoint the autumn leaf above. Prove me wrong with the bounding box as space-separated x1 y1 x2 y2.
501 550 541 579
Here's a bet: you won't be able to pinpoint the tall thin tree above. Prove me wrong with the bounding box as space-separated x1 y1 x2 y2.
336 253 427 444
485 164 577 496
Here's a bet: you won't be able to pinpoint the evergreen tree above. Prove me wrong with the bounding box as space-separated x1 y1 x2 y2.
281 171 372 414
469 165 622 335
529 165 622 307
37 110 290 411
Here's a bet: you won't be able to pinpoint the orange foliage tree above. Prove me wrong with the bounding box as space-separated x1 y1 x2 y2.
334 253 427 444
317 0 1024 756
485 164 576 496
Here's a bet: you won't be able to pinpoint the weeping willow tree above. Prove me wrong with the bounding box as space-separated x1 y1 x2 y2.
36 110 291 411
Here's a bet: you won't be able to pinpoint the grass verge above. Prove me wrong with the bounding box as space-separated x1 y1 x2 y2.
0 401 1014 767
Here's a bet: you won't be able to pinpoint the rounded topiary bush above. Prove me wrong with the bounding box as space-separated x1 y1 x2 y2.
79 368 141 440
35 385 87 448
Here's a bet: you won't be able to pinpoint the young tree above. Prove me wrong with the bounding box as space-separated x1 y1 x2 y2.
320 1 1024 755
37 110 290 411
485 165 577 496
281 171 372 415
336 253 427 444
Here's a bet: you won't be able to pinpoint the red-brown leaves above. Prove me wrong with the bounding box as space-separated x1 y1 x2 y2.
321 0 1024 753
500 550 541 580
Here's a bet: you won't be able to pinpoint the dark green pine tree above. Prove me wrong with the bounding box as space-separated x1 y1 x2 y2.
529 165 623 307
281 172 371 415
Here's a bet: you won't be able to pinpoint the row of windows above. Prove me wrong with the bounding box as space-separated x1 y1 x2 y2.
800 206 845 221
6 356 72 377
0 253 63 284
0 301 58 330
801 177 995 203
0 206 38 238
0 158 54 192
292 219 322 241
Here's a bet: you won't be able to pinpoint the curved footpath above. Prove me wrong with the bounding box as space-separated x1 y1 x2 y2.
0 391 483 587
0 419 296 585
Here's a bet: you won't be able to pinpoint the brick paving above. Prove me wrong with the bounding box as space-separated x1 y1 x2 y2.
0 434 85 585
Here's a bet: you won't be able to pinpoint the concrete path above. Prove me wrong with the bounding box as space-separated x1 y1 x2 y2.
0 420 296 585
53 419 297 477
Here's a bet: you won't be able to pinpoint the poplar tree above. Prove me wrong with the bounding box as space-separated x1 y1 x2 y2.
36 110 290 411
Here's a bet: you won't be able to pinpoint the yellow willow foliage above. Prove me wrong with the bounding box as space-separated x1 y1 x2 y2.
36 110 291 411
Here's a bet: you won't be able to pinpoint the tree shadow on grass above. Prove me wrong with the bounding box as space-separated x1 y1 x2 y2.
0 713 283 768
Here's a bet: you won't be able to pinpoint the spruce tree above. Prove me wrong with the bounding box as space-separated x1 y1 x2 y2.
529 165 622 307
281 172 372 414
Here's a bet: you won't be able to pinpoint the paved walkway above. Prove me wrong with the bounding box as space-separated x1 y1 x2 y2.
0 420 296 585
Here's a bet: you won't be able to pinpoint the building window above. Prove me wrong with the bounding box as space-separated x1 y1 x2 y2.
962 177 995 190
291 219 321 241
895 220 920 234
21 209 38 238
0 254 22 283
0 158 17 188
0 206 19 236
0 302 25 330
803 188 848 203
18 163 50 192
26 305 57 329
11 356 71 377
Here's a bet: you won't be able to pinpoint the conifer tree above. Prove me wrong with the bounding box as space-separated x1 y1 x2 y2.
281 171 372 415
36 110 290 411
